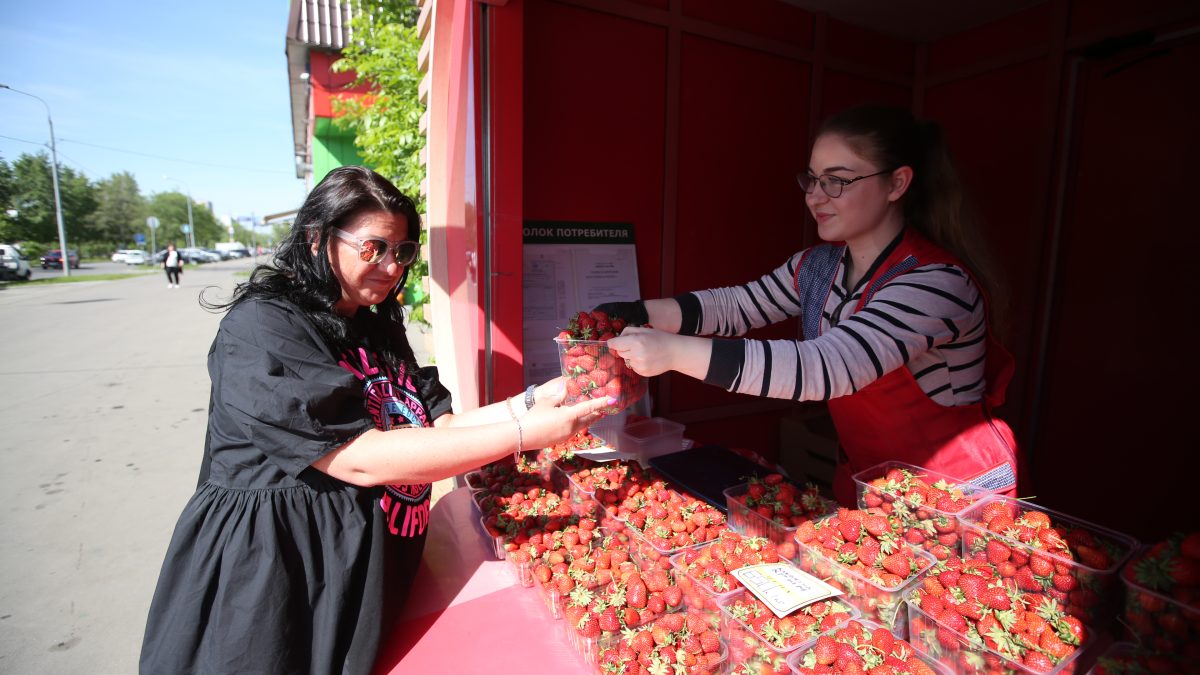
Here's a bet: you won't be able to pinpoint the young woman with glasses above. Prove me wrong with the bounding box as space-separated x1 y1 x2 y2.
600 104 1022 506
141 166 612 674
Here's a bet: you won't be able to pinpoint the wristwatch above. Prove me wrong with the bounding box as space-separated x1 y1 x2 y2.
524 384 537 411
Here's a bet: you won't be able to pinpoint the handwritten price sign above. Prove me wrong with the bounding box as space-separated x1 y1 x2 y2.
731 563 843 618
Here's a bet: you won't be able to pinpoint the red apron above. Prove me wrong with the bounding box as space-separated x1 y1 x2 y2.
798 229 1022 506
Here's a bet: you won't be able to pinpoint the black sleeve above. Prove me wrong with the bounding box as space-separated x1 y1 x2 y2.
212 300 374 477
413 365 454 421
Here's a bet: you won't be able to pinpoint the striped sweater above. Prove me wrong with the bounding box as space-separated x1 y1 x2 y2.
681 247 987 406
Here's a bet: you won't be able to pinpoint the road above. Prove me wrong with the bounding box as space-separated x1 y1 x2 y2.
0 258 434 672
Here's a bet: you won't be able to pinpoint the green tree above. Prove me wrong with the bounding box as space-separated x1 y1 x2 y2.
333 2 424 204
0 157 16 241
93 172 147 247
2 152 97 246
57 163 98 243
147 191 221 251
334 1 429 320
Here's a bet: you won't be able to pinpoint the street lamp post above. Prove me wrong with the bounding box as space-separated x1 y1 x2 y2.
163 176 195 249
1 83 71 277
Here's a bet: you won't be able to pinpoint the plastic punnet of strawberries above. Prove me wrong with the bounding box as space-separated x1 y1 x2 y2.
721 592 858 653
792 507 934 631
908 555 1085 673
961 497 1137 624
564 566 687 664
1120 531 1200 662
596 609 726 675
788 619 941 675
1089 640 1197 675
612 480 728 570
555 310 648 415
674 530 784 598
858 463 981 561
726 473 835 555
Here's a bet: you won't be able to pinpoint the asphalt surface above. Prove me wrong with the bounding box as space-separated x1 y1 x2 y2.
0 258 434 672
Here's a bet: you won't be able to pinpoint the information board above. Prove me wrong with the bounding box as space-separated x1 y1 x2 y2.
522 221 640 386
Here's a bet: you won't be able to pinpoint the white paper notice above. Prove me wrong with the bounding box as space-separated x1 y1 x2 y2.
522 222 640 386
730 563 843 619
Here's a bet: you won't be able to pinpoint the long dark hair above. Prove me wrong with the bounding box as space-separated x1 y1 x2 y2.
201 166 422 374
817 104 1007 328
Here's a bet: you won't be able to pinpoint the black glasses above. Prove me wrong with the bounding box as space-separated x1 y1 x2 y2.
332 228 420 266
796 168 895 198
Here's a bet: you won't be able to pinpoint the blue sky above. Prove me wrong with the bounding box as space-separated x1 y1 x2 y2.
1 1 308 223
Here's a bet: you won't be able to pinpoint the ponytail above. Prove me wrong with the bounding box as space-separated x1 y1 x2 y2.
817 105 1008 333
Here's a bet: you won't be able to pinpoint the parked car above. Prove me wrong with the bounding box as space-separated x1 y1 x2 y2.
178 247 219 264
0 244 33 281
112 249 136 263
125 250 148 265
40 249 80 270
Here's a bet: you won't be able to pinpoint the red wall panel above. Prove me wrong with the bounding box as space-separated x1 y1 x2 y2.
523 2 668 298
682 0 813 48
923 58 1053 437
1068 0 1199 39
825 18 914 81
926 2 1056 79
1034 38 1200 540
670 34 810 422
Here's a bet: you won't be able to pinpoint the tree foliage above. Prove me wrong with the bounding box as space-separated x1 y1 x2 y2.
333 1 430 318
332 1 424 207
93 172 146 245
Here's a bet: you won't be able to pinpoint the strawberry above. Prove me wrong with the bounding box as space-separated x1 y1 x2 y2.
813 635 838 665
577 613 601 639
881 552 912 577
626 576 648 609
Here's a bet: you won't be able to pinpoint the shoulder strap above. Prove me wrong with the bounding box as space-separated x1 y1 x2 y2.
794 244 843 341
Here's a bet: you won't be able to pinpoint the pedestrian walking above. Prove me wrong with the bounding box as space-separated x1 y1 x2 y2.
163 243 182 288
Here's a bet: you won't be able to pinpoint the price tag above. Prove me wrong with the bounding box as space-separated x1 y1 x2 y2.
730 563 842 619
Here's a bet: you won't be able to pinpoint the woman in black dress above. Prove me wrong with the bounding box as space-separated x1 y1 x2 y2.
140 166 610 674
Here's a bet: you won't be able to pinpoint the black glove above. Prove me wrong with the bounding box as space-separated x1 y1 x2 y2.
593 300 648 326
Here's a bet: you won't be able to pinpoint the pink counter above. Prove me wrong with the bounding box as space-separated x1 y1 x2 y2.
373 486 591 673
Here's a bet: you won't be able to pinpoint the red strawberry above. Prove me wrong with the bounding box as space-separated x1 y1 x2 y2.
881 552 912 577
598 607 621 632
813 635 837 665
626 576 648 609
577 614 601 638
979 586 1012 610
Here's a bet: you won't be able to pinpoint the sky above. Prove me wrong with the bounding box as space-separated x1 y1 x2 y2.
1 1 309 225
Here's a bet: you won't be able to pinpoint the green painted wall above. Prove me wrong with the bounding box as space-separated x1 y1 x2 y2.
313 116 366 185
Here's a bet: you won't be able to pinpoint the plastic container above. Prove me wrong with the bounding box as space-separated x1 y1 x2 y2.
1119 552 1200 657
724 481 836 550
907 595 1085 674
958 495 1139 626
463 470 486 491
785 617 952 674
625 519 717 573
554 337 647 415
505 550 535 588
477 515 505 560
790 516 937 638
716 588 861 656
853 460 995 556
1084 640 1198 674
594 623 729 674
618 416 685 465
669 548 742 617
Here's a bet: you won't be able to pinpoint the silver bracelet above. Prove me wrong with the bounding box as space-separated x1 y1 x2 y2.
524 384 537 411
514 417 524 455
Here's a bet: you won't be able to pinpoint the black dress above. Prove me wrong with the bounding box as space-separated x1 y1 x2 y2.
140 298 451 674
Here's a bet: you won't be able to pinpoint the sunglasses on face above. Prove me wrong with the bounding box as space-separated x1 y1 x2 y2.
332 228 420 266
